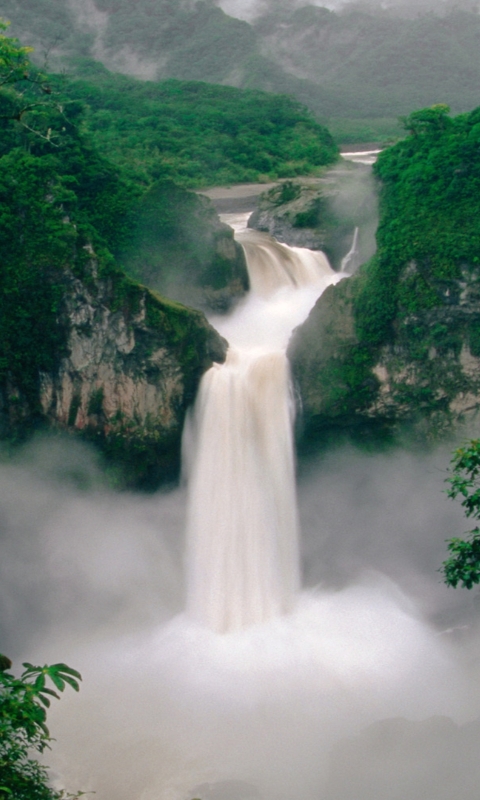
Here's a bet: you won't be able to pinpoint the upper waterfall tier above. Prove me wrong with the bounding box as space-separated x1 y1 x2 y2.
237 230 334 297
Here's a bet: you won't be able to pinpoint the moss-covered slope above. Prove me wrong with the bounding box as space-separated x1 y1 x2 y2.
288 106 480 443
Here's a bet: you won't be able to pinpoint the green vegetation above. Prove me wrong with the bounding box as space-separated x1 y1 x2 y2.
0 18 337 439
342 103 480 420
355 104 480 351
0 655 82 800
0 19 338 390
290 102 480 439
0 23 230 481
4 0 480 143
442 440 480 589
0 24 138 415
58 63 338 188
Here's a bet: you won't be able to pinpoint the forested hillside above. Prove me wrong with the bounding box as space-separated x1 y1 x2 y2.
59 62 338 187
289 105 480 440
2 0 480 141
0 21 339 483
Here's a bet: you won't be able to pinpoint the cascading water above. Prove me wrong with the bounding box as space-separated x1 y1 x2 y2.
25 215 476 800
184 221 345 632
340 226 360 273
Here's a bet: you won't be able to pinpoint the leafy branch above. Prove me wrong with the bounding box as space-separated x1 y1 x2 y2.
441 439 480 589
0 656 84 800
0 19 69 146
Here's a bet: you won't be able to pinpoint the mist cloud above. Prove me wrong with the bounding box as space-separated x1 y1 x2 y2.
2 433 480 799
215 0 480 20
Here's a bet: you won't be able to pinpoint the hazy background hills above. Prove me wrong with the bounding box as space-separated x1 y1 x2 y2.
2 0 480 141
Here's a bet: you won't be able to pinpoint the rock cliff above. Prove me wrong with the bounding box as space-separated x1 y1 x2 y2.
0 126 229 487
0 243 226 487
248 166 378 270
289 263 480 442
288 107 480 444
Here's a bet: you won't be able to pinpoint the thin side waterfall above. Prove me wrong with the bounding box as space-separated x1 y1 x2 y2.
340 226 360 274
184 224 343 633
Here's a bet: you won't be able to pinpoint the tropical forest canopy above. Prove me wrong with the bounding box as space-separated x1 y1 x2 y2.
59 61 338 188
2 0 480 141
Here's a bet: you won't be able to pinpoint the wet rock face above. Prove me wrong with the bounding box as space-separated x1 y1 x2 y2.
247 167 378 270
248 180 329 252
288 262 480 441
1 252 227 487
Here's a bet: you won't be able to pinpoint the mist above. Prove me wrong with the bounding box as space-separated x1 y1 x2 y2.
216 0 480 18
3 431 480 799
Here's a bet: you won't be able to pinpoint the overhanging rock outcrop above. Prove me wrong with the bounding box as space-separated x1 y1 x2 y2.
0 247 227 487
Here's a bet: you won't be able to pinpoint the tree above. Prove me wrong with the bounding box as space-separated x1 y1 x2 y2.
0 655 83 800
441 439 480 589
0 18 69 147
402 104 451 137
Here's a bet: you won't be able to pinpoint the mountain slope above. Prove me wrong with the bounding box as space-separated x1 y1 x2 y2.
3 0 480 138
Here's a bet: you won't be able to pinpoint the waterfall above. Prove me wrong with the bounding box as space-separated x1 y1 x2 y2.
340 226 360 274
184 224 344 633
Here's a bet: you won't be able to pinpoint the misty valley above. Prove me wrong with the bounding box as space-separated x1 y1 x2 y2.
2 2 480 800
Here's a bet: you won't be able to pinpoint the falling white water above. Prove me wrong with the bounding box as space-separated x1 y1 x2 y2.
184 222 344 632
340 226 360 274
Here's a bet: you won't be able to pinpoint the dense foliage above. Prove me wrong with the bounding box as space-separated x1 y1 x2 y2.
442 440 480 589
330 104 480 418
355 104 480 350
0 19 338 423
58 63 338 188
289 103 480 437
3 0 480 141
0 26 139 415
0 655 81 800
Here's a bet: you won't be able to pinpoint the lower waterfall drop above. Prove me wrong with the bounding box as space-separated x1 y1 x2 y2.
185 226 344 633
